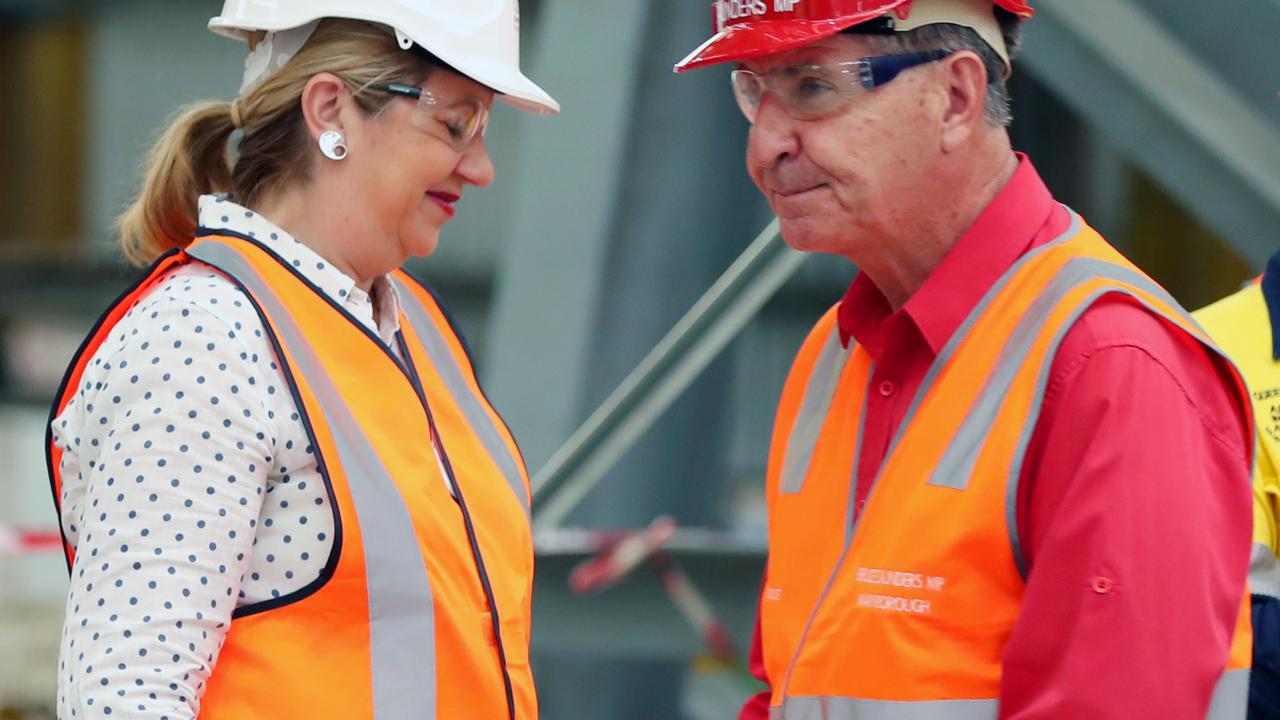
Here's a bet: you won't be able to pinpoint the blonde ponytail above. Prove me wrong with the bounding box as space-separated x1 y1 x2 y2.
116 19 438 267
117 101 237 266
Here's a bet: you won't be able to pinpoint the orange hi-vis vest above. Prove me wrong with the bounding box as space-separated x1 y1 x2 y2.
47 232 536 720
760 212 1254 720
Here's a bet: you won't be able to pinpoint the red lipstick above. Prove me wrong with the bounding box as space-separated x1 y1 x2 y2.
427 191 460 217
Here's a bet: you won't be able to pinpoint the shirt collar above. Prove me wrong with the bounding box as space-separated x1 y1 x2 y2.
196 194 402 344
1261 249 1280 360
838 154 1054 355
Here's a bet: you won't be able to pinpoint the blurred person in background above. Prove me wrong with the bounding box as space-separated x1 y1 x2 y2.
45 1 556 718
1196 259 1280 720
675 0 1255 717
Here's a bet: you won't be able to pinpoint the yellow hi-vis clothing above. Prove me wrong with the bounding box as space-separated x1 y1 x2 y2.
1196 279 1280 600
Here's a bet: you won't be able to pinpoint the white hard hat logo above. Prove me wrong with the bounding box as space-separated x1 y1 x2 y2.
715 0 808 31
719 0 768 26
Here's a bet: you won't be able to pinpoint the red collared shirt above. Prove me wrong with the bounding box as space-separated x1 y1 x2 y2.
742 156 1252 719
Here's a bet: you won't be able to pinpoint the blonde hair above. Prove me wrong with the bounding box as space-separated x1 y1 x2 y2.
117 19 439 266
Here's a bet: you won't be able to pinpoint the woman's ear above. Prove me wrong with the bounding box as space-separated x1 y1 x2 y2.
299 72 349 143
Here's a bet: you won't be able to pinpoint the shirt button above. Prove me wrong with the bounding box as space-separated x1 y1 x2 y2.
878 380 896 397
1091 576 1114 594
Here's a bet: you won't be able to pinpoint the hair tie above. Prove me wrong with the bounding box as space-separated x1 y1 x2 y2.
230 99 245 129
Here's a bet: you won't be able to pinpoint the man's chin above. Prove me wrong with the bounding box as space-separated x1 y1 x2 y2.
778 218 836 255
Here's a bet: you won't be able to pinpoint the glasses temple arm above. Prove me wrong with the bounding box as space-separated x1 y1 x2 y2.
859 49 954 89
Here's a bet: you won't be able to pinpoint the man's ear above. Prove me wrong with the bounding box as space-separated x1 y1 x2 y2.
938 50 990 153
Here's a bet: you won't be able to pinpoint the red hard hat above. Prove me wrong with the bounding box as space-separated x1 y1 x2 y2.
674 0 1033 73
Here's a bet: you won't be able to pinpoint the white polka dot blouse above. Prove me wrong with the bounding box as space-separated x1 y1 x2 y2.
50 195 412 719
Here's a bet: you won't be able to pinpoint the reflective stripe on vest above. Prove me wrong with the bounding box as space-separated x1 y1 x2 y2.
923 257 1188 577
187 240 437 718
390 276 529 515
772 696 996 720
1251 542 1280 601
927 257 1178 491
1207 669 1251 719
770 674 1248 720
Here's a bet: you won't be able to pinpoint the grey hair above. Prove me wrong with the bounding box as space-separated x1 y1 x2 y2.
853 11 1023 127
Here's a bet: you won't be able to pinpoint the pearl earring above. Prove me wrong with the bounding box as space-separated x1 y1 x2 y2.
318 130 348 161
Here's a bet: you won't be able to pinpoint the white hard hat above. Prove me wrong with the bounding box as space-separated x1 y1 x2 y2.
209 0 559 116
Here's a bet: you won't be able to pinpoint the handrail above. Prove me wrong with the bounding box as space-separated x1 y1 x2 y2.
531 219 805 532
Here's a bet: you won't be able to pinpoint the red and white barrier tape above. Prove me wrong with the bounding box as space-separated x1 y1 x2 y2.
568 516 738 664
0 526 62 556
569 515 677 594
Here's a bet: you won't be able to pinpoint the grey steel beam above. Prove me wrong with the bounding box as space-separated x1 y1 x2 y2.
1022 0 1280 269
531 220 803 532
485 2 771 717
483 0 651 470
1125 0 1280 129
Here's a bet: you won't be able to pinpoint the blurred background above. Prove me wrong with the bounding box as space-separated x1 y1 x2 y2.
1 0 1278 718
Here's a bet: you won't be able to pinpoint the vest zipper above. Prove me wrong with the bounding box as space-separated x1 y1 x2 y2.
397 333 518 720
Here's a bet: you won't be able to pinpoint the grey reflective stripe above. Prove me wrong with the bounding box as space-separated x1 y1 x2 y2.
778 372 873 702
775 696 997 720
1251 541 1280 600
927 257 1176 492
1206 669 1249 720
866 211 1084 494
999 266 1192 578
391 276 530 515
781 328 854 494
189 241 436 720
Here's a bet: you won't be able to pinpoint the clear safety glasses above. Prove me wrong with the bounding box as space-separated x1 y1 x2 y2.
730 49 954 123
378 82 490 153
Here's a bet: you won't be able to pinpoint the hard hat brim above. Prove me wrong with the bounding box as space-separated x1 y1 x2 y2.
673 15 884 73
447 56 561 116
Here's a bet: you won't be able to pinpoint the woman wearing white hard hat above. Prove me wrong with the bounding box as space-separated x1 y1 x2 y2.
47 2 555 718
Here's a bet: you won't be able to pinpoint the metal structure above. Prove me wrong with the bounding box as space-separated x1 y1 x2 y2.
1023 0 1280 269
531 220 801 532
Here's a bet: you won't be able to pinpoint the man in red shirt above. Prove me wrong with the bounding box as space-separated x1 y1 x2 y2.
674 1 1254 718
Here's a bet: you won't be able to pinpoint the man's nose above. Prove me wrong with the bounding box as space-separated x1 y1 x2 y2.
746 94 801 173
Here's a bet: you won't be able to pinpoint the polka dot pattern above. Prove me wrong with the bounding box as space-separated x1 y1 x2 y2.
51 195 407 718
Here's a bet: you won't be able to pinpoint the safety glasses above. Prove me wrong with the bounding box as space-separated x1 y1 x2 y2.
730 49 954 123
378 82 490 153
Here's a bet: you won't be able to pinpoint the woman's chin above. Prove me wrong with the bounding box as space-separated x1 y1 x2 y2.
404 231 440 259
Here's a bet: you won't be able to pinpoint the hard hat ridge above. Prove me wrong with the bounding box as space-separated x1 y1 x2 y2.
237 21 320 96
210 0 559 115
